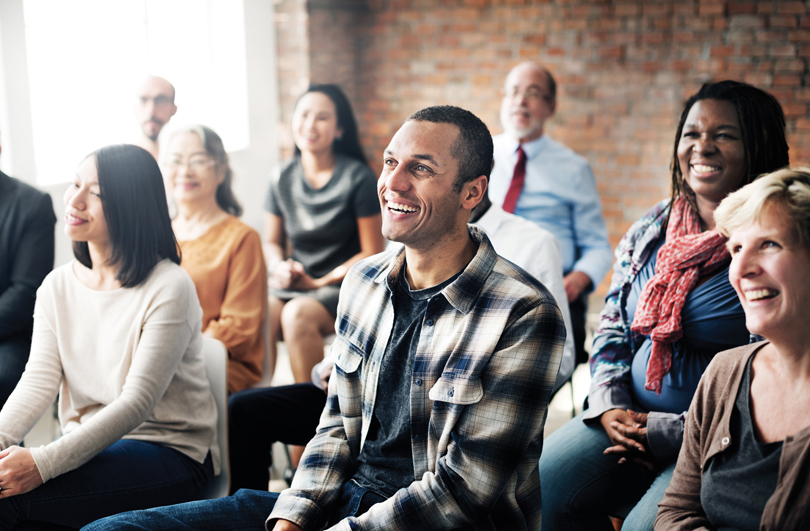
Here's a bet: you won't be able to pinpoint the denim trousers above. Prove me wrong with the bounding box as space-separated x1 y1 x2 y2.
539 412 676 531
0 439 212 530
83 480 386 531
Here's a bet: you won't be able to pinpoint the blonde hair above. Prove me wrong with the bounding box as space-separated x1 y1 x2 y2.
715 167 810 247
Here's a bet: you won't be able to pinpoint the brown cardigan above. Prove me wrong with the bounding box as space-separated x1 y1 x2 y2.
655 342 810 530
179 216 267 393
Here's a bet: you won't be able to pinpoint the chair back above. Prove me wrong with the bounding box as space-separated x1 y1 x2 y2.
254 299 275 388
200 336 230 499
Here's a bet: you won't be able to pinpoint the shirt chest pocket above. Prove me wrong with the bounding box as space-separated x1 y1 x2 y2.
428 376 483 405
333 337 364 375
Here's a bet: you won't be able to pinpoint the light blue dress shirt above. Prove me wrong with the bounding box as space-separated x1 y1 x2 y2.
490 133 612 288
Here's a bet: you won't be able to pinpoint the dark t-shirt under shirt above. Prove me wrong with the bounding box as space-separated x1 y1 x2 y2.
351 268 459 498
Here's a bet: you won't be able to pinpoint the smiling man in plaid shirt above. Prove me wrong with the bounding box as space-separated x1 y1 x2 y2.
84 106 565 531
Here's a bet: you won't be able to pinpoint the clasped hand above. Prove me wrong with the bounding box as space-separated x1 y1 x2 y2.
270 259 321 291
0 446 44 498
600 409 655 471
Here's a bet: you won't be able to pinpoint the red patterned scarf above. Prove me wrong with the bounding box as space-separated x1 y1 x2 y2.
630 196 730 394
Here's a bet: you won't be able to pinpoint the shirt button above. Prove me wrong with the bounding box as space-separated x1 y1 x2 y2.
448 389 454 397
722 437 730 445
415 378 422 386
426 319 434 326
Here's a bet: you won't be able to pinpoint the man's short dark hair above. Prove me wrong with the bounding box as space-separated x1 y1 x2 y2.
407 105 493 192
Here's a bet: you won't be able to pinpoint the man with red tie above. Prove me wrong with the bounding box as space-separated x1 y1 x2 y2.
489 62 611 367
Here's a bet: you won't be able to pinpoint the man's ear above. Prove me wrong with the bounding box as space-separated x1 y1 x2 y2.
461 175 487 211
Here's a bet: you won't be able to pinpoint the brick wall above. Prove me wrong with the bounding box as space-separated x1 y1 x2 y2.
274 0 310 161
276 0 810 295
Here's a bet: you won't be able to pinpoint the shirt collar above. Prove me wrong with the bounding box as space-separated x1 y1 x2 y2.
373 226 497 315
504 133 547 160
471 204 507 235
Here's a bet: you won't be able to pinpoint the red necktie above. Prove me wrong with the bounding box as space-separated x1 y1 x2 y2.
502 145 526 214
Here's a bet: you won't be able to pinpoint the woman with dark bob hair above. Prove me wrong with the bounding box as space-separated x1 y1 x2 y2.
539 80 790 530
656 168 810 530
165 125 266 394
0 145 218 528
263 83 384 383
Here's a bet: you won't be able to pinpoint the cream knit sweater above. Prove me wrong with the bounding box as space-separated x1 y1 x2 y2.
0 259 219 482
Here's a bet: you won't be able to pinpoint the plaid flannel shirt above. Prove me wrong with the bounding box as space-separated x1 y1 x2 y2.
267 227 565 531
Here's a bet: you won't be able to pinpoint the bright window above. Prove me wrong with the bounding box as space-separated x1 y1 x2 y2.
23 0 249 185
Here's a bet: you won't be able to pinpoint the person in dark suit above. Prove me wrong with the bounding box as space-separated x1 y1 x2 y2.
0 140 56 407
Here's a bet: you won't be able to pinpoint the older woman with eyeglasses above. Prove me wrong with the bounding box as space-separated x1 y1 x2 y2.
656 168 810 530
165 125 267 394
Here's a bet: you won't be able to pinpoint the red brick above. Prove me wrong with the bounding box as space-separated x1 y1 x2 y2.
711 45 737 56
782 103 808 117
769 87 795 102
775 58 807 71
600 46 624 59
523 34 546 45
795 88 810 100
730 14 764 27
655 17 673 30
643 4 671 16
699 3 725 16
771 44 798 56
743 72 774 86
565 19 588 30
770 15 799 27
774 74 802 85
727 60 754 72
756 30 784 41
795 118 810 129
616 154 640 165
674 3 697 15
728 1 756 14
672 59 695 71
789 30 810 41
643 32 666 44
777 2 807 15
614 3 640 16
757 2 775 14
674 31 694 43
642 61 664 72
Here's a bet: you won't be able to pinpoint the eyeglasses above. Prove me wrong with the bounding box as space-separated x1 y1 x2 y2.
138 95 174 108
501 87 552 103
165 157 216 172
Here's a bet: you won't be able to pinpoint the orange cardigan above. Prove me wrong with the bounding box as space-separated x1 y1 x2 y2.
179 216 267 393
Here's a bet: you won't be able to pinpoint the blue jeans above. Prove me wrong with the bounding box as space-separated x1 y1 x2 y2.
0 439 212 530
539 412 675 531
83 481 387 530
